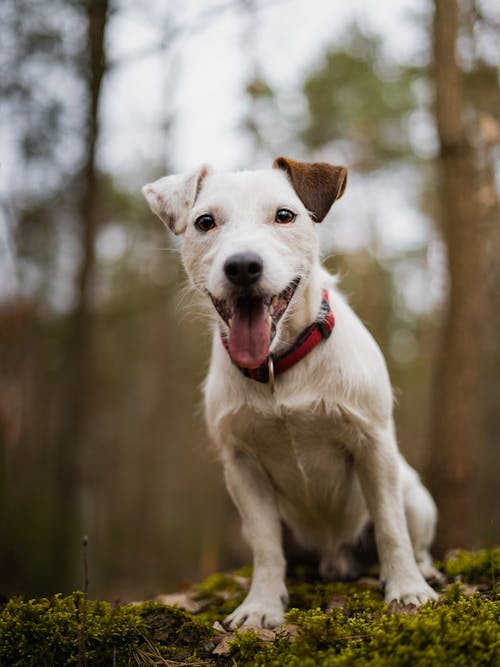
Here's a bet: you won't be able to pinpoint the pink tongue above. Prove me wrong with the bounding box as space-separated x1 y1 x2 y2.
228 297 270 369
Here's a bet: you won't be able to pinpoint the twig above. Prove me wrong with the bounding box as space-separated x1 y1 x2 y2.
78 535 89 667
83 534 89 600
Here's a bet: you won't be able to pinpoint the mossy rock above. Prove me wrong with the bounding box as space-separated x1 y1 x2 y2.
0 548 499 666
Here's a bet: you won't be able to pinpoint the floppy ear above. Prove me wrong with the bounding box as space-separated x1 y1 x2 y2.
273 157 347 222
142 165 211 235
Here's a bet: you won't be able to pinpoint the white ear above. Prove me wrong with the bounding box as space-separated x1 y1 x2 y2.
142 165 211 235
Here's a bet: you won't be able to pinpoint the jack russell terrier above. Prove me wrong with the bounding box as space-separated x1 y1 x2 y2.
142 157 439 629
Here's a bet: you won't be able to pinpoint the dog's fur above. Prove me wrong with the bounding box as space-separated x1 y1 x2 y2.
143 158 439 629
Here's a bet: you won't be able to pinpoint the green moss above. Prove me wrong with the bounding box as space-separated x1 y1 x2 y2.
1 549 499 666
288 580 384 616
0 593 145 665
226 594 500 667
227 605 372 667
194 571 247 599
0 594 215 665
220 550 500 666
137 601 214 661
336 595 500 667
443 547 500 584
194 571 248 624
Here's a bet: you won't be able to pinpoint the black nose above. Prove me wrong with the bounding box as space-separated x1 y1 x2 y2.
224 252 264 287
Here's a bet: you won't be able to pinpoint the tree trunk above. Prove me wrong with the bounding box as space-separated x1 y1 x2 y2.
55 0 109 588
428 0 486 553
477 134 500 544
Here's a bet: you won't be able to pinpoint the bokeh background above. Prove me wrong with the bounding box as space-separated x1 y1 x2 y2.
1 0 499 601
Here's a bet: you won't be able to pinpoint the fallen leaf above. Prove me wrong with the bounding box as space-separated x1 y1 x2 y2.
386 600 418 616
278 623 300 639
154 592 201 613
459 582 489 596
212 634 235 656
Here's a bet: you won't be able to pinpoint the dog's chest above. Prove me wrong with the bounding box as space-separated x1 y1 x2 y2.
222 404 357 512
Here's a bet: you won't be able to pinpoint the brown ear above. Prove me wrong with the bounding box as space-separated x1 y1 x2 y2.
273 157 347 222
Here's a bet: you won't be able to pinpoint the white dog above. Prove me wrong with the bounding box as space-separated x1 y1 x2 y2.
142 157 439 629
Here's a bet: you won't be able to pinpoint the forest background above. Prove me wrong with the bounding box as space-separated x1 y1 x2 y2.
0 0 499 602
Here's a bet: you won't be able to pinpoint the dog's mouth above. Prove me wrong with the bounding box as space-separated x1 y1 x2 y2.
209 277 300 369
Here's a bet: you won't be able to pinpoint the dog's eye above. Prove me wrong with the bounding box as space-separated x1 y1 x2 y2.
194 214 216 232
275 209 296 224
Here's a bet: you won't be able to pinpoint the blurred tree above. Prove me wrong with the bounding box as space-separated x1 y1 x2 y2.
0 0 89 593
0 0 112 590
428 0 498 552
55 0 110 586
301 26 421 171
461 0 500 546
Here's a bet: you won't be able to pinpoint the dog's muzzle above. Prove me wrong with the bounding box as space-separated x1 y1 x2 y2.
209 271 301 370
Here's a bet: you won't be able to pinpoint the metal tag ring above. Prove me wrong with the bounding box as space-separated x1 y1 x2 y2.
268 356 275 393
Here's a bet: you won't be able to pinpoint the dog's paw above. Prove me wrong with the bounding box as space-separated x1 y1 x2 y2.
417 562 445 585
224 597 286 630
413 550 446 584
384 577 438 606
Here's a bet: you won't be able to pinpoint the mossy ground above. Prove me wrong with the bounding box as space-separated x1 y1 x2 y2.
0 549 498 666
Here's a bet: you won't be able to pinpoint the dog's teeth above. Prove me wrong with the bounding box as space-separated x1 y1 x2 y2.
267 315 272 329
271 296 278 307
269 305 275 315
228 318 232 328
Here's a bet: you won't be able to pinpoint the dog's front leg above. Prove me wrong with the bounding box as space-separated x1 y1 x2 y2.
354 425 438 606
222 448 288 629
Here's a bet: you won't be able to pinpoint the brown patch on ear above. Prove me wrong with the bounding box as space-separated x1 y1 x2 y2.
273 157 347 222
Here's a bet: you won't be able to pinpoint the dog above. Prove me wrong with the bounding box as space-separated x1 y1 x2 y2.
142 157 439 629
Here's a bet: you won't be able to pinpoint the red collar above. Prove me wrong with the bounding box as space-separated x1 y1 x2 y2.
221 289 335 385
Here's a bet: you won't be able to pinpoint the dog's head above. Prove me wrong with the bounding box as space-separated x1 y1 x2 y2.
142 157 346 369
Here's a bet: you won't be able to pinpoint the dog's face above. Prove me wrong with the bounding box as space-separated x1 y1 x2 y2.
143 158 346 369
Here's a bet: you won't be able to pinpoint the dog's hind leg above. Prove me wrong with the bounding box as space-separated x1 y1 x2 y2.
400 459 444 583
353 423 438 605
222 447 288 629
